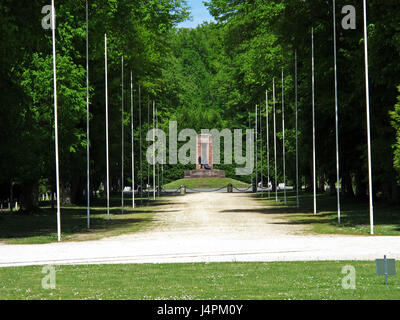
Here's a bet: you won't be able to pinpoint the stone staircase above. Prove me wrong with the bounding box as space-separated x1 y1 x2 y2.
184 169 226 178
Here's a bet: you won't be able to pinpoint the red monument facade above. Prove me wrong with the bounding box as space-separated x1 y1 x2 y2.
196 134 213 169
184 133 226 178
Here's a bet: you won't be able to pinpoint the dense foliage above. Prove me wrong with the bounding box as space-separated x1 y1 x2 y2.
391 86 400 179
1 0 400 212
162 0 400 202
0 0 189 211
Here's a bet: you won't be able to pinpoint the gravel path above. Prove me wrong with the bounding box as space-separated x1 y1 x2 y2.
0 193 399 267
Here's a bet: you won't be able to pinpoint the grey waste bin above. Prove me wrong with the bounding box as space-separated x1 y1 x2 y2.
227 183 233 193
180 185 186 195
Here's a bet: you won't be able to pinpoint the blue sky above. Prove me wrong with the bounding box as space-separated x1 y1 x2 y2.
178 0 215 28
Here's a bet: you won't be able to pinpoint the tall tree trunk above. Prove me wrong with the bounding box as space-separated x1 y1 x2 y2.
9 182 13 213
305 159 313 192
61 183 72 205
20 182 38 213
354 170 367 200
71 176 84 205
318 175 325 193
329 180 336 196
391 180 400 205
381 180 392 202
342 171 355 199
51 185 54 210
380 178 400 204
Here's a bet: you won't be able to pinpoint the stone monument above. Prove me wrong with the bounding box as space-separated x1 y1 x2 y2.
184 133 226 178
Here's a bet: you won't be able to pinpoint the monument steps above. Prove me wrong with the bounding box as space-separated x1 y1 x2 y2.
184 169 226 179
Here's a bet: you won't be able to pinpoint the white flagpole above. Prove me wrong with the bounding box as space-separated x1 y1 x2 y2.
139 84 143 203
282 67 286 205
130 71 135 208
255 104 258 192
153 101 156 200
312 28 317 215
121 56 124 214
273 78 278 202
147 100 150 200
266 90 270 199
363 0 374 235
51 0 61 242
249 113 252 188
260 101 263 195
85 0 90 228
156 105 160 198
105 34 110 220
161 106 163 192
295 50 299 208
333 0 341 223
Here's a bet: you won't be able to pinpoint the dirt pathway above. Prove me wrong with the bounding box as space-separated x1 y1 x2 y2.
114 192 306 241
1 193 399 267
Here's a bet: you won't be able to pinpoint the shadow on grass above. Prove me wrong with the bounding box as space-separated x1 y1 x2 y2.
0 195 171 242
0 215 152 240
226 191 400 233
90 196 179 209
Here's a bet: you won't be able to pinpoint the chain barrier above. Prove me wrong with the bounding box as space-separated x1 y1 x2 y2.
233 185 252 192
160 186 181 194
161 184 253 194
185 185 228 193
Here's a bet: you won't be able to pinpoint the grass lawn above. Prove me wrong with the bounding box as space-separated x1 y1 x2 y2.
0 195 164 244
164 177 250 190
258 190 400 236
0 261 399 300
